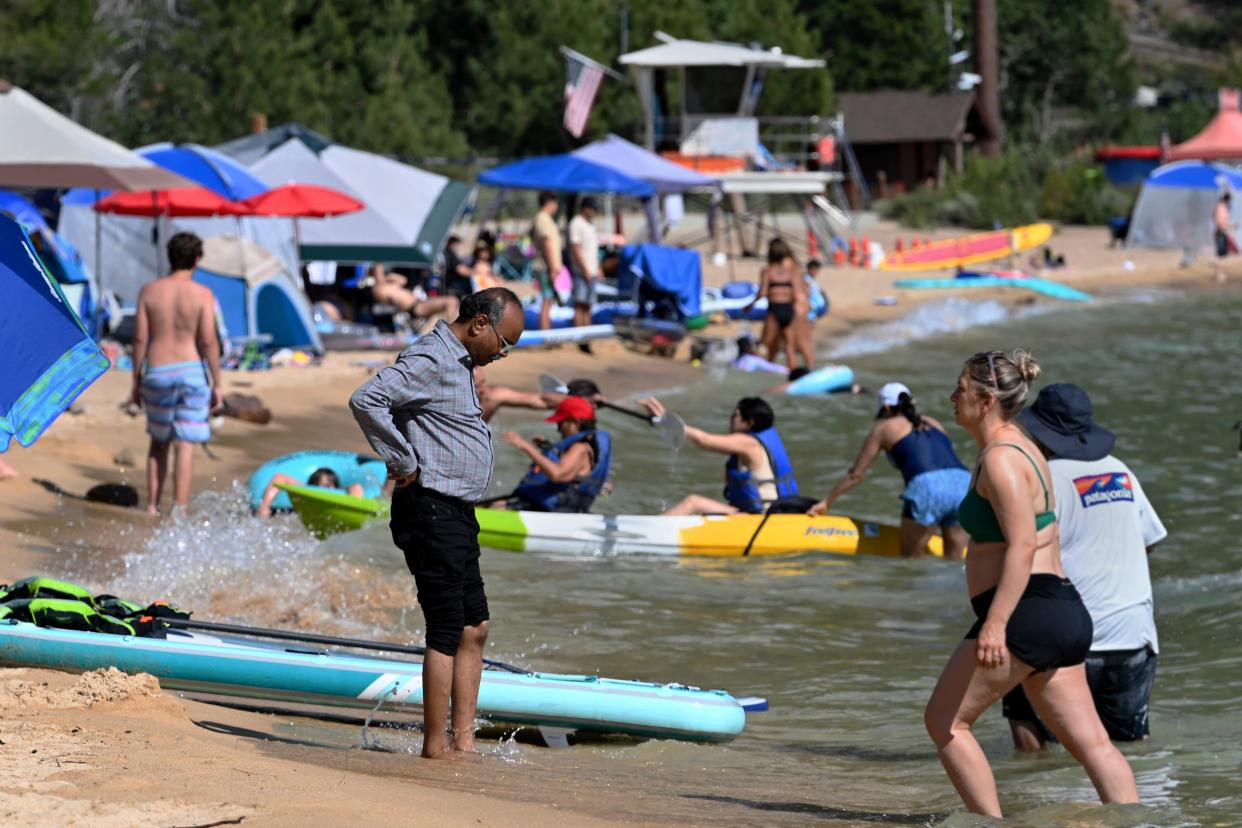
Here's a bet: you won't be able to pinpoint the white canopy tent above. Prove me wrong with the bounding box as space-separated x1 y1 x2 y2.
0 83 189 190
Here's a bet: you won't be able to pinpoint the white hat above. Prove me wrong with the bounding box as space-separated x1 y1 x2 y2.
877 382 911 408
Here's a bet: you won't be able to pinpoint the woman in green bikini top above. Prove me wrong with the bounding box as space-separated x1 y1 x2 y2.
923 349 1139 819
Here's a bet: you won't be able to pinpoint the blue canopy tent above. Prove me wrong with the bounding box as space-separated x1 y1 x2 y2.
480 154 655 197
617 244 702 321
1126 161 1242 250
0 214 109 451
0 190 101 334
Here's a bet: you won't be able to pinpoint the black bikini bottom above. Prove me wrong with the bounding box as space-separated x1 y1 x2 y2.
769 302 795 327
965 574 1093 672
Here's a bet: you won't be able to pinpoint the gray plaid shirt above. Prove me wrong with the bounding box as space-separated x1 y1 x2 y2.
349 321 493 502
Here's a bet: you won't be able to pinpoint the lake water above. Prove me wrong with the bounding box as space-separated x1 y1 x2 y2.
92 286 1242 826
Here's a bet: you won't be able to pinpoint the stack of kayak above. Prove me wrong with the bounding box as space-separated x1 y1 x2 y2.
275 482 944 558
0 577 753 745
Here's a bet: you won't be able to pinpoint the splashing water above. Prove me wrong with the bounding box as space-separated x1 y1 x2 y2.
828 298 1011 358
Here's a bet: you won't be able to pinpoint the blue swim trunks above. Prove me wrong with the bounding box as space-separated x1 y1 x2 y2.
901 467 971 527
141 361 212 443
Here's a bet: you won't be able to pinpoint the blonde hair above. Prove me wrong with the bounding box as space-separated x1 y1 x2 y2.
963 349 1041 418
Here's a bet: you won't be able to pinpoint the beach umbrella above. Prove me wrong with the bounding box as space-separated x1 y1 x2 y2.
0 213 109 451
136 143 269 200
0 83 191 191
239 183 365 259
93 187 246 218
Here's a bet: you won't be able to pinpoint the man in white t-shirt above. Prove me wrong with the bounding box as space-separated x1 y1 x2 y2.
1002 383 1167 748
567 197 601 343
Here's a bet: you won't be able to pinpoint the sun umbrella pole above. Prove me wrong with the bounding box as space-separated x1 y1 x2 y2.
93 188 102 336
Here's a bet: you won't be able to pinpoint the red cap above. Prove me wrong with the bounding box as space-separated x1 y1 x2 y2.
545 396 596 423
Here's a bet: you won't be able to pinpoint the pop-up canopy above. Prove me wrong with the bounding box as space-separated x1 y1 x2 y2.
480 154 655 197
1126 160 1242 250
571 134 717 194
1169 89 1242 162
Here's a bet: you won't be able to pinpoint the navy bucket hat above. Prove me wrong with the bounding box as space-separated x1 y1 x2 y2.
1016 383 1115 461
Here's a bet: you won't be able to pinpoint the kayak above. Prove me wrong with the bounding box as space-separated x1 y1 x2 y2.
879 223 1054 271
0 619 747 744
277 483 944 557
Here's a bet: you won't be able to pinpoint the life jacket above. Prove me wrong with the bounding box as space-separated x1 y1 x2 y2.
723 427 798 513
0 598 135 636
511 429 612 513
0 575 95 606
0 575 191 637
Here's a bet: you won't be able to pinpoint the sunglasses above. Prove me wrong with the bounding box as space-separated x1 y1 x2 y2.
974 351 999 388
487 318 514 358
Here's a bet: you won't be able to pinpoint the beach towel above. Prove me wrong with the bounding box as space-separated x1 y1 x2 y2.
140 361 212 443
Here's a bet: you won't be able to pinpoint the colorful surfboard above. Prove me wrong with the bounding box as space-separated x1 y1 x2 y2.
880 224 1054 272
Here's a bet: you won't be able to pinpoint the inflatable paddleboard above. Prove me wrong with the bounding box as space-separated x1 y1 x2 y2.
880 224 1054 272
0 620 747 743
515 324 617 348
893 275 1092 302
784 364 855 396
277 483 944 558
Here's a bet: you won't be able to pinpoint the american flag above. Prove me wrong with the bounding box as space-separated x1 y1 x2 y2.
564 52 604 138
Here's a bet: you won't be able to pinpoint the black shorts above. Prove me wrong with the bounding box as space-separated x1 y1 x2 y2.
1216 229 1230 258
769 302 795 328
966 574 1093 672
1002 645 1156 741
390 486 488 657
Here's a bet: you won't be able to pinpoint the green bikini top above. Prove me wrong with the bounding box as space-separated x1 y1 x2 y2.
958 443 1056 543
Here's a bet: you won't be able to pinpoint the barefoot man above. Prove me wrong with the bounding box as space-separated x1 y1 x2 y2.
130 232 222 516
350 287 524 758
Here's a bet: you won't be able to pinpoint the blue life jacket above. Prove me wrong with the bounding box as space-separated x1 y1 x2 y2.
511 430 612 512
723 427 798 513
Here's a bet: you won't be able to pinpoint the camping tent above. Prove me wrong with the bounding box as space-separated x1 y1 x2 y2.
572 134 718 194
1126 161 1242 250
1169 89 1242 162
220 127 472 266
193 235 322 354
0 190 100 331
57 144 296 304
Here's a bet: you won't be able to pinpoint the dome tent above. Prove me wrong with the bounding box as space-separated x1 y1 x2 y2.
192 236 322 354
1126 161 1242 251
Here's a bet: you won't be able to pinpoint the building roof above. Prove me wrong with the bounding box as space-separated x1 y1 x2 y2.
620 33 824 69
839 90 977 144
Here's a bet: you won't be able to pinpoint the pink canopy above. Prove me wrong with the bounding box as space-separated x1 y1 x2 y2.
1169 89 1242 162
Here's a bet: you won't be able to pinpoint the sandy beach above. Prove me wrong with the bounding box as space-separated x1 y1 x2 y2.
0 219 1233 824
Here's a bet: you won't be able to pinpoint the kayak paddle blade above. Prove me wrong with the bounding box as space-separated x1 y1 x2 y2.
538 372 568 394
660 413 687 452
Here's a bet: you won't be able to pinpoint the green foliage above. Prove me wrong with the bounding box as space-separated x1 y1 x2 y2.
1039 161 1134 225
803 0 947 93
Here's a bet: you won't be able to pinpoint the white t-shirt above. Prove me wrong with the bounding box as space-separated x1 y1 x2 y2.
568 215 600 277
1050 455 1167 653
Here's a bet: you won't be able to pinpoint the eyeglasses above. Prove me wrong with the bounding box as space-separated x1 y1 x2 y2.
487 318 514 358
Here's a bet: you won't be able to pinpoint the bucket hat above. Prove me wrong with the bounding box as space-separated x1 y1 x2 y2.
1016 383 1114 461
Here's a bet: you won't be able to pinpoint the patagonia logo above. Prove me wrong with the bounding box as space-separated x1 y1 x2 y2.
804 526 859 539
1074 472 1134 507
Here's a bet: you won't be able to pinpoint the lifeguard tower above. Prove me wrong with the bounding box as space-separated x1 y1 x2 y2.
619 32 859 259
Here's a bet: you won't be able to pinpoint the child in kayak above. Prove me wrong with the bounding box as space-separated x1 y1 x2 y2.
640 396 799 515
256 467 366 517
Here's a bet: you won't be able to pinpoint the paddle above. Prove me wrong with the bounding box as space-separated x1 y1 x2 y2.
158 617 526 673
537 373 686 451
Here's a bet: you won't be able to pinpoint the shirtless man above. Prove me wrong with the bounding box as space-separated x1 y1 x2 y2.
367 264 460 327
129 232 223 516
1215 191 1232 284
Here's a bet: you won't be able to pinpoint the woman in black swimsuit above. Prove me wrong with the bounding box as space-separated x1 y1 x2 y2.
745 238 806 369
923 350 1138 818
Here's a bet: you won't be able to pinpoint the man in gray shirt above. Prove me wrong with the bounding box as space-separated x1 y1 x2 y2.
350 287 524 759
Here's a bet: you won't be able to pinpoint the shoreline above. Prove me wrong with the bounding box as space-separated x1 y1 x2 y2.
0 220 1237 822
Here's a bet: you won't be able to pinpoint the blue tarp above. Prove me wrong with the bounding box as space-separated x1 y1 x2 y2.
572 134 717 194
480 154 654 197
1145 160 1242 189
618 244 702 319
0 214 109 451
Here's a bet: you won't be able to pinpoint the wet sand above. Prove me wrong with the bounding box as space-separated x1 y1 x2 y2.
0 220 1234 823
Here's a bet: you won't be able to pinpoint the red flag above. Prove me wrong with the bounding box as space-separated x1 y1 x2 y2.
564 53 604 138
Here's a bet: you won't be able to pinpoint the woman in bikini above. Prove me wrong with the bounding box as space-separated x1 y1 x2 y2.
923 350 1138 817
745 238 806 369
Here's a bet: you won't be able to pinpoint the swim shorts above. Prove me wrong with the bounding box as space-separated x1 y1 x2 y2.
966 574 1093 673
140 361 212 443
1216 229 1230 258
390 485 488 657
571 271 598 307
1002 645 1156 741
901 468 971 526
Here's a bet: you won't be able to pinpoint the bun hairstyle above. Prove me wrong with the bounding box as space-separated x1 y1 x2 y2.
964 349 1041 418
